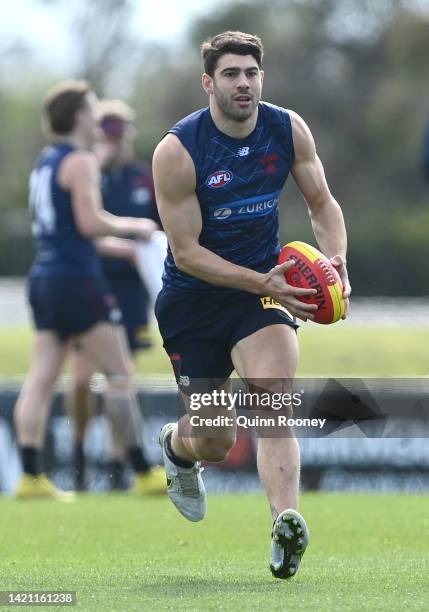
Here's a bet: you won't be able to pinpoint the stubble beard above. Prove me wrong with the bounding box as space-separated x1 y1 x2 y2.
213 83 259 123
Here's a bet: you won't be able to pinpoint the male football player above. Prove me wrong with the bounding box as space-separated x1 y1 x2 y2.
153 32 350 578
69 99 162 492
14 81 164 500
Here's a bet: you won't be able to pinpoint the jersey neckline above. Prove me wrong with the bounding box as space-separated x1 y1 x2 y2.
206 103 264 144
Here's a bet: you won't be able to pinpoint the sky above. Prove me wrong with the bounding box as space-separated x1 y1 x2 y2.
0 0 220 72
2 0 429 86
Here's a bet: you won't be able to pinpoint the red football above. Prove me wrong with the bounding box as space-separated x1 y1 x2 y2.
278 241 345 324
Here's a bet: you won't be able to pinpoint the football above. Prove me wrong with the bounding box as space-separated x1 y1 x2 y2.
278 241 345 324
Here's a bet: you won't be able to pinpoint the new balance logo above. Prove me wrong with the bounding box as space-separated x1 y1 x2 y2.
236 147 250 157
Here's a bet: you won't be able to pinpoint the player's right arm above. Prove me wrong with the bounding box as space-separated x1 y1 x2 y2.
153 134 317 320
95 237 136 263
58 151 157 240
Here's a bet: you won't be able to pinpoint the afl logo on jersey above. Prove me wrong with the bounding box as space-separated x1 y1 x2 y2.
206 170 233 189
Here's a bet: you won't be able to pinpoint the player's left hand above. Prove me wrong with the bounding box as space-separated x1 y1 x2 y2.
329 255 351 319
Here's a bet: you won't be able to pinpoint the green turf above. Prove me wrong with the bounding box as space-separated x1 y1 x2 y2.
0 325 171 379
297 325 429 376
1 325 429 378
0 493 427 611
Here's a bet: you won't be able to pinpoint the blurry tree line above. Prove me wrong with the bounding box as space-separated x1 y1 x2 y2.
1 0 429 295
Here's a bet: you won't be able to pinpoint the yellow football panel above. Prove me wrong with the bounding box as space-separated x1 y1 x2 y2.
285 241 321 264
327 283 345 323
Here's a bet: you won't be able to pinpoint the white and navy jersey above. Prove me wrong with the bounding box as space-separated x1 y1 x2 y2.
29 144 100 277
163 101 295 293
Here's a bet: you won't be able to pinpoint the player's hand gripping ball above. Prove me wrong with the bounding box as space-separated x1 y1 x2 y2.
278 241 346 324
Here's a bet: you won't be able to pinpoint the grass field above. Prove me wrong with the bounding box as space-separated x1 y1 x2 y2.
0 493 428 611
1 324 429 378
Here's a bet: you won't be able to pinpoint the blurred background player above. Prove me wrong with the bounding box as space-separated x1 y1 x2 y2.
14 80 165 500
68 99 162 491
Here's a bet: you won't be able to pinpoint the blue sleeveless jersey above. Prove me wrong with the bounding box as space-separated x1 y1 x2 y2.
100 162 158 280
29 144 100 277
163 102 295 293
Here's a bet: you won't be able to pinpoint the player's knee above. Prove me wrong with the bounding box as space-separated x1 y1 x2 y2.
105 373 134 393
194 434 236 462
72 369 92 390
249 378 294 417
250 377 294 394
30 368 59 391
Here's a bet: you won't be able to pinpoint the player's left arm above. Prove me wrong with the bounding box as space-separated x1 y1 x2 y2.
290 110 351 314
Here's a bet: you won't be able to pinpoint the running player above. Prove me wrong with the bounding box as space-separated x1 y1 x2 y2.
69 99 161 491
153 32 351 578
14 80 165 500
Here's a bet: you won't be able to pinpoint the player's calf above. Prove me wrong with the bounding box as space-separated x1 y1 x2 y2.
191 434 236 463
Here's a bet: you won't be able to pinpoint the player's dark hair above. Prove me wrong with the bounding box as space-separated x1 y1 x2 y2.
201 31 263 76
43 80 91 136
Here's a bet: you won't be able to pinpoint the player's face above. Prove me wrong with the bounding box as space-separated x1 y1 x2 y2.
209 54 263 122
95 119 136 166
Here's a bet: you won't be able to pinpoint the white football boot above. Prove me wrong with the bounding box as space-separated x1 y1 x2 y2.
159 422 207 522
270 509 310 579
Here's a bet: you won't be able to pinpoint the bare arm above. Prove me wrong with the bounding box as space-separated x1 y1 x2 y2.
153 134 317 320
58 151 157 240
95 237 136 264
290 110 351 304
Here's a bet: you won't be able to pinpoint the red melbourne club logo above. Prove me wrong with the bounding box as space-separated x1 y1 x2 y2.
169 353 181 377
260 153 280 174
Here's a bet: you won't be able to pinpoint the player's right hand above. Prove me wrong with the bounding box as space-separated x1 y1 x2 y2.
134 219 159 241
261 260 318 321
329 255 351 319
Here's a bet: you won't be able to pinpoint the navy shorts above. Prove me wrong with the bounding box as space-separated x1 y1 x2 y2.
155 288 298 392
106 277 150 352
28 274 121 341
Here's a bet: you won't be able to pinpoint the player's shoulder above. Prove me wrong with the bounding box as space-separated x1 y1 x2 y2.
153 133 194 172
59 149 98 188
261 104 314 160
286 109 309 131
36 143 74 168
167 107 209 158
153 134 196 192
154 132 184 159
170 107 208 133
153 107 207 181
62 149 98 175
259 102 297 142
287 110 315 157
261 102 305 128
259 101 293 122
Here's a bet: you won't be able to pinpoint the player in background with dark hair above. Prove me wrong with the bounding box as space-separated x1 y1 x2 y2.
14 81 164 500
153 32 351 578
69 99 163 492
